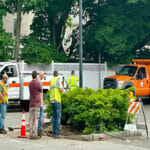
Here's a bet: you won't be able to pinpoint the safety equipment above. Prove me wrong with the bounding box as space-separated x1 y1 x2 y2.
18 110 28 138
128 102 140 114
50 77 61 103
124 99 148 139
67 75 78 90
0 82 8 104
129 91 136 102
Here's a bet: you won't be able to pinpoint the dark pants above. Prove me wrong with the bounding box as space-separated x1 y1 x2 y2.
51 102 61 136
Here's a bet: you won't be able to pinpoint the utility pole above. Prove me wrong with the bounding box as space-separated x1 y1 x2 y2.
79 0 83 88
99 51 101 88
14 0 22 61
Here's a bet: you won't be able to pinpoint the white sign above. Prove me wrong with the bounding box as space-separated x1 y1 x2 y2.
124 124 137 131
140 82 144 88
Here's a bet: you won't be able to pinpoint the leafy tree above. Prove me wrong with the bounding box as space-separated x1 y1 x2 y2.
69 0 150 66
26 0 76 52
136 47 150 58
21 37 68 65
4 0 76 62
0 1 13 61
4 0 22 61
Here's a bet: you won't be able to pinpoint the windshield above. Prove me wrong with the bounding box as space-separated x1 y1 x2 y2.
0 65 3 70
118 66 138 77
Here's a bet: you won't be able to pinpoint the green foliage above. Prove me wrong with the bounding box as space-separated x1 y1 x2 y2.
46 87 132 134
4 0 76 61
136 47 150 58
21 37 68 65
0 30 14 61
25 0 76 52
0 1 14 61
69 0 150 65
4 0 17 13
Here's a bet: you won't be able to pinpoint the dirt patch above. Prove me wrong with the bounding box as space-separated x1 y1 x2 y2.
7 123 82 137
43 123 82 137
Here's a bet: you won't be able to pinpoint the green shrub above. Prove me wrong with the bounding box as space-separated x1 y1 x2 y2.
45 87 133 134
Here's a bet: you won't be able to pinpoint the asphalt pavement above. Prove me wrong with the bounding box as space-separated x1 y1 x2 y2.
0 101 150 150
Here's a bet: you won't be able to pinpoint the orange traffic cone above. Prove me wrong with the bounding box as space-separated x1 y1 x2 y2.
18 110 28 138
42 115 44 123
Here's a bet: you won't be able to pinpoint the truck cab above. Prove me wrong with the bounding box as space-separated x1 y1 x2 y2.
104 59 150 98
0 62 20 100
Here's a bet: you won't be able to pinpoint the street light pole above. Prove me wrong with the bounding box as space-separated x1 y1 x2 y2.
79 0 83 88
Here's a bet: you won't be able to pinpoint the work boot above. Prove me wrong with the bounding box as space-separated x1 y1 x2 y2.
38 129 42 138
0 129 7 134
54 135 63 139
30 135 40 140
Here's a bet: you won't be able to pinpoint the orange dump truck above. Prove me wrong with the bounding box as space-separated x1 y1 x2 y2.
104 59 150 98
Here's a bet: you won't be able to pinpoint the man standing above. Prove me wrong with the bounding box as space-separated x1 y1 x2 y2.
50 70 64 138
0 74 8 134
38 71 44 137
29 71 42 139
67 70 79 91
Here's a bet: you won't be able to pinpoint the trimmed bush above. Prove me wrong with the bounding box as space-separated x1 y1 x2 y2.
45 87 133 134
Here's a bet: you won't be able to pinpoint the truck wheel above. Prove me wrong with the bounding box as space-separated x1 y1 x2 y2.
124 86 135 96
20 101 29 111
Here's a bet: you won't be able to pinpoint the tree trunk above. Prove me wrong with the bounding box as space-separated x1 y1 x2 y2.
57 24 66 52
14 0 22 61
52 15 56 46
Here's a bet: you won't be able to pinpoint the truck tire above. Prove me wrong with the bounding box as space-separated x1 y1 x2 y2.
121 81 135 96
121 81 134 90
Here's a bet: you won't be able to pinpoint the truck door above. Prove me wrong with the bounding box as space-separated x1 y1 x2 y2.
0 65 20 100
136 67 149 96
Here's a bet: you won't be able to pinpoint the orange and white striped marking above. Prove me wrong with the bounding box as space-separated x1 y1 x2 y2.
128 102 141 114
8 82 50 88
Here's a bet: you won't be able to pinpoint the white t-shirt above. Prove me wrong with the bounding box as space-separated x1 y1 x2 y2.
38 78 43 101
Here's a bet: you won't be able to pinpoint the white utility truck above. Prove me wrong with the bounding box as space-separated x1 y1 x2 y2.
0 61 64 108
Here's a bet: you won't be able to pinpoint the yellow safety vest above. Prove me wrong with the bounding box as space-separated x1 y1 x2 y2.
0 82 8 104
50 77 61 103
67 75 78 90
129 91 136 102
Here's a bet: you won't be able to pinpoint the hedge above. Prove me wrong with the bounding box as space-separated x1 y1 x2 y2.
45 87 133 134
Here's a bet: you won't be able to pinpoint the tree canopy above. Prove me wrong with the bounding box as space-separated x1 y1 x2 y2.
0 1 13 61
68 0 150 66
4 0 76 63
3 0 150 65
21 37 68 65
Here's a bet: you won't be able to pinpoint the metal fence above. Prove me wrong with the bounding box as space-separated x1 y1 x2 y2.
54 62 122 90
23 61 122 90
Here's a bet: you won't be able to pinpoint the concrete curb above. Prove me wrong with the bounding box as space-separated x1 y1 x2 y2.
63 131 142 141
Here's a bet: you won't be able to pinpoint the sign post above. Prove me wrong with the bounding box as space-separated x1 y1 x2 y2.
124 100 148 139
79 0 83 88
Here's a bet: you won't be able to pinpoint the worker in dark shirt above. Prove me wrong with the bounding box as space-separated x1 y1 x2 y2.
29 71 42 139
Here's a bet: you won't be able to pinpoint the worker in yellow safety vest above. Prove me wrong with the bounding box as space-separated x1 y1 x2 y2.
67 70 79 91
129 91 136 102
0 73 8 134
50 70 64 138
